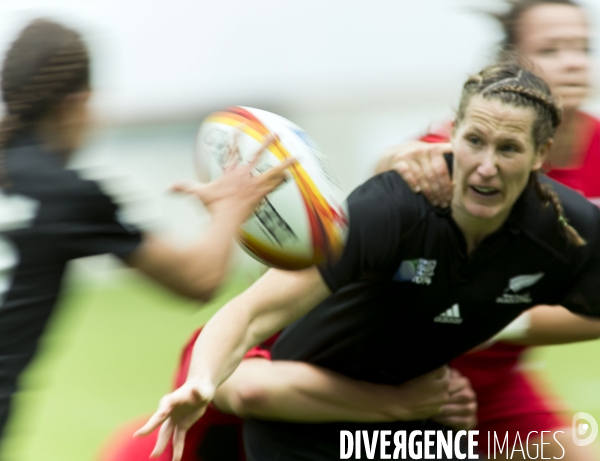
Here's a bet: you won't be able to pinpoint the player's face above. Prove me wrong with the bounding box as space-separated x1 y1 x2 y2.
451 96 547 227
515 4 591 112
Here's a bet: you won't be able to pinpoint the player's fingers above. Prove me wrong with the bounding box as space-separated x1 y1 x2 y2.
134 394 176 437
394 160 421 193
418 158 443 206
432 142 452 156
150 418 175 458
448 383 468 398
262 156 296 178
172 183 216 207
450 387 477 403
252 159 296 195
447 369 476 397
224 126 245 171
410 159 436 203
249 133 278 169
422 157 446 206
260 157 296 183
169 181 196 194
172 426 189 461
231 125 243 147
449 389 477 405
394 157 430 200
133 411 169 437
275 155 297 170
430 144 453 206
430 366 452 397
447 374 469 394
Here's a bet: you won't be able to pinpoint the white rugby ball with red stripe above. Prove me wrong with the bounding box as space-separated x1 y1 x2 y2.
195 106 348 270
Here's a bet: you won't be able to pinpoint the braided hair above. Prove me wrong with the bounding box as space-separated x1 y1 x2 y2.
0 19 90 186
456 63 585 247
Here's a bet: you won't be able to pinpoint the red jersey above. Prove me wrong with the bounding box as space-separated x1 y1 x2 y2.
545 112 600 202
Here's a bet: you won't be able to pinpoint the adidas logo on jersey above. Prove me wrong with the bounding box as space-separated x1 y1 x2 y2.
496 272 544 304
434 304 463 324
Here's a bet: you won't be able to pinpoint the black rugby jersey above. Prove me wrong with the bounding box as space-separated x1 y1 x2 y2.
246 170 600 461
0 133 143 439
272 171 600 382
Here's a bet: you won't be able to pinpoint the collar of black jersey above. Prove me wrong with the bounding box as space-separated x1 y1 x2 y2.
442 152 563 245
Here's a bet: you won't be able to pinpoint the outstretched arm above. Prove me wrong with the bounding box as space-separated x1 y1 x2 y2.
135 267 331 460
126 134 294 302
215 361 457 424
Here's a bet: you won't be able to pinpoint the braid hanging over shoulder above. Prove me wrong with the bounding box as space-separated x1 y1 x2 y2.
530 173 586 246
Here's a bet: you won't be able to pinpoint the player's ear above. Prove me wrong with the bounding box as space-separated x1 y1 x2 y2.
533 138 552 171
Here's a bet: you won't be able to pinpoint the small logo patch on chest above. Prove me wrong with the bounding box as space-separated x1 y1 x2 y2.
394 259 437 285
496 272 544 304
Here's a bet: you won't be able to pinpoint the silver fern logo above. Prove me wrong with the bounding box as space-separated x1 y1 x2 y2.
496 272 544 304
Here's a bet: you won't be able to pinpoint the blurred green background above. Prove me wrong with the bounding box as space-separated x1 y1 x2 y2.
0 267 599 460
0 269 249 461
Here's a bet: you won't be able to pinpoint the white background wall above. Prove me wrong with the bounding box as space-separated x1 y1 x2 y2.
0 0 596 122
0 0 599 239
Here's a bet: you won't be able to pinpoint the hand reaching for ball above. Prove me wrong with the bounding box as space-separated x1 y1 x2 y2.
173 132 296 225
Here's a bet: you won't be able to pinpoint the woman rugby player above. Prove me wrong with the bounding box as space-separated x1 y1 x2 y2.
377 1 600 458
138 62 600 461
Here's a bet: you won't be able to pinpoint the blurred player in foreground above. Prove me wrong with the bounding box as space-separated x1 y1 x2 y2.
137 61 600 461
377 1 600 458
0 18 296 447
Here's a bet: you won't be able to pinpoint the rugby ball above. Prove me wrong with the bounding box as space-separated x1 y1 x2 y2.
195 106 348 270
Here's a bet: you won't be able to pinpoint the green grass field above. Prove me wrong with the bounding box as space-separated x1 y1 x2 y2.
1 269 600 460
0 269 250 461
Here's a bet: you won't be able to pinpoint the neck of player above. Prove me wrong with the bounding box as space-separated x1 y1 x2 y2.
450 199 510 256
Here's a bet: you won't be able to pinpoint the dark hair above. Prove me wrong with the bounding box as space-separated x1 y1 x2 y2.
456 62 561 149
491 0 581 51
456 62 585 246
0 19 90 185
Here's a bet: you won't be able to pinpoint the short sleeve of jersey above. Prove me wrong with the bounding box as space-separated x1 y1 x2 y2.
49 178 143 260
318 172 422 292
